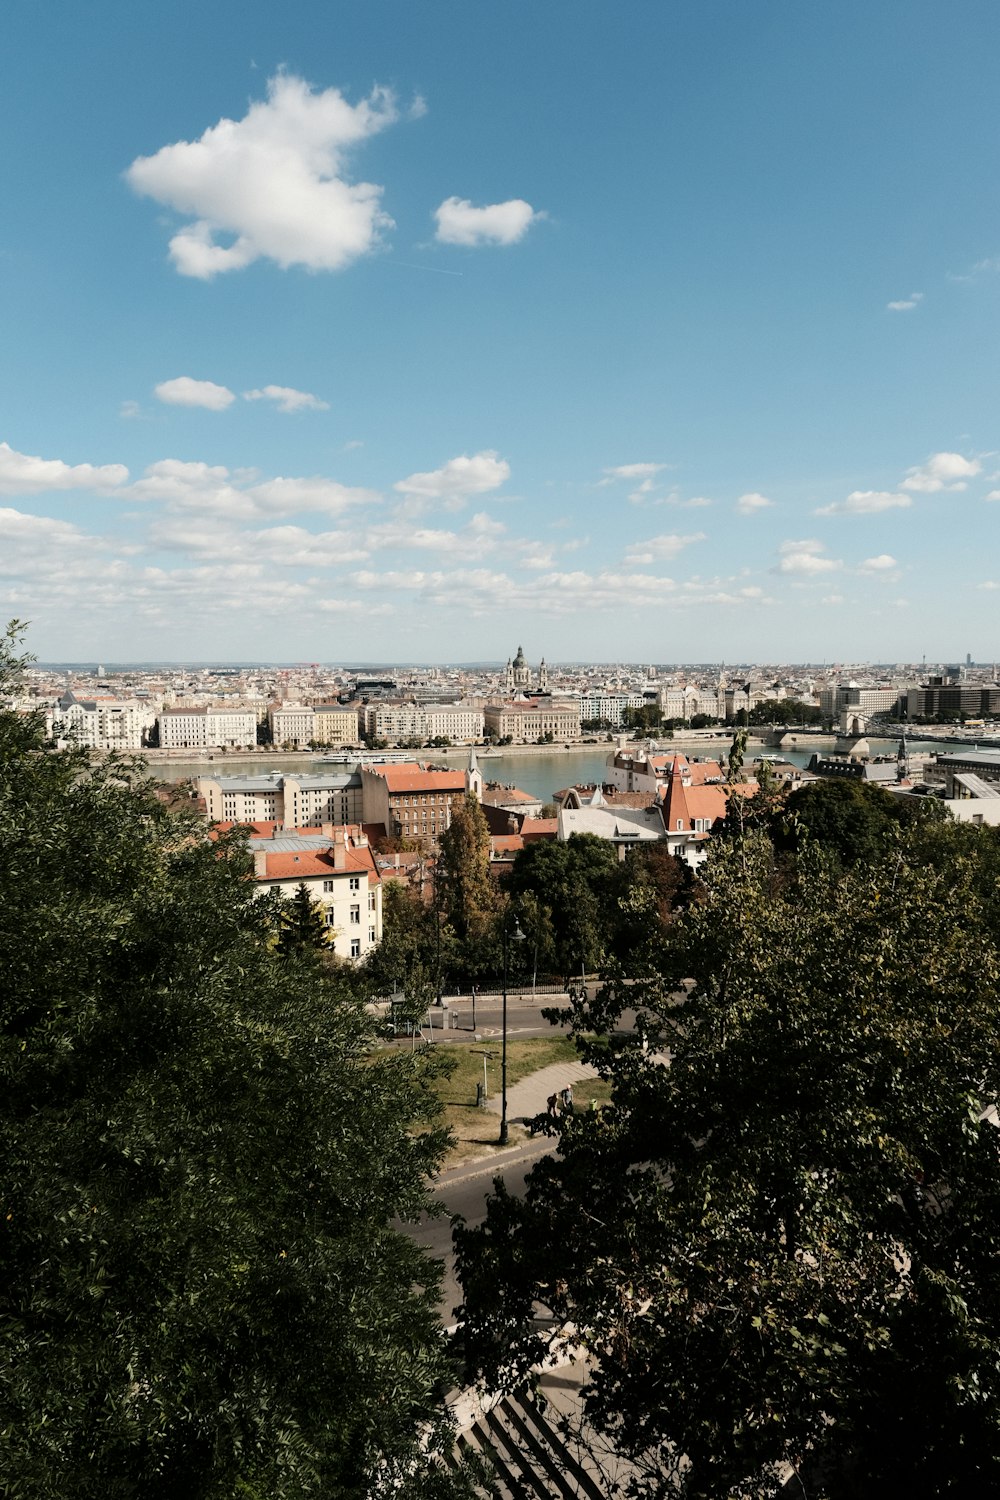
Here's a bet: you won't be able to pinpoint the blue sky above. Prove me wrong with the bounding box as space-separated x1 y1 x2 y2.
2 1 999 664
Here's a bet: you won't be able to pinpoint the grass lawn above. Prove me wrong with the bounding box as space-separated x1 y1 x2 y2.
425 1036 611 1165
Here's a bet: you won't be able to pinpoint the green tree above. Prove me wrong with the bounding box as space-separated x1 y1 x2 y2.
436 793 497 976
0 625 469 1499
459 821 1000 1497
776 775 943 869
276 881 334 958
506 834 620 982
622 704 663 737
365 880 443 997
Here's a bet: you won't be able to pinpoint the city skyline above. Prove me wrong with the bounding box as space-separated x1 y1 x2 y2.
2 2 1000 662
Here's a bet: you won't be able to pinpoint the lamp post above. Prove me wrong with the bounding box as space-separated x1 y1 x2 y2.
499 915 526 1146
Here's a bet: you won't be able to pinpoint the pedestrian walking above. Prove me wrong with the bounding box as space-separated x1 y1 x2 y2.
546 1093 560 1118
561 1084 574 1113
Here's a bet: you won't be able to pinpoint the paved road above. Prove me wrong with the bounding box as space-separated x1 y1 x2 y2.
409 1138 556 1325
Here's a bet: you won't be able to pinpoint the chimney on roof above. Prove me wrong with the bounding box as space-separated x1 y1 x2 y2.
322 823 334 839
254 851 268 879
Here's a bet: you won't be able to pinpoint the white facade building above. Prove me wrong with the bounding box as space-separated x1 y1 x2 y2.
363 702 484 743
158 707 258 750
579 693 647 727
270 704 316 748
53 692 155 751
250 826 382 962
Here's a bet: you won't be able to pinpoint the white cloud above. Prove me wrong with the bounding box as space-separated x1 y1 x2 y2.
821 594 845 605
949 257 1000 283
119 400 143 420
433 197 540 247
978 580 1000 590
986 490 1000 502
775 538 840 575
243 384 329 413
128 458 378 519
341 565 772 617
736 492 775 515
0 441 128 496
901 452 981 492
0 507 107 575
393 451 510 510
126 73 399 278
623 532 706 564
154 376 235 410
816 489 912 516
681 496 713 508
887 291 924 312
859 554 898 572
600 462 666 485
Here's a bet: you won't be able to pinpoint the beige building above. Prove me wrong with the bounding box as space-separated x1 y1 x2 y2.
312 704 360 746
484 701 581 742
199 769 364 828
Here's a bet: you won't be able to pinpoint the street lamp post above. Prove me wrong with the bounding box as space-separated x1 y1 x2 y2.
499 915 526 1146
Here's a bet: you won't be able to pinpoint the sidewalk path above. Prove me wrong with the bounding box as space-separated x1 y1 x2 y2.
486 1058 598 1124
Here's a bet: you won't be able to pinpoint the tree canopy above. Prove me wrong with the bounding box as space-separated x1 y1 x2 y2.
0 625 468 1499
506 833 621 981
459 811 1000 1497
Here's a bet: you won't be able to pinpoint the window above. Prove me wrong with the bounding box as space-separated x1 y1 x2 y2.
368 891 376 911
351 938 361 958
350 905 361 924
369 926 376 943
325 910 336 927
349 876 360 892
323 879 335 892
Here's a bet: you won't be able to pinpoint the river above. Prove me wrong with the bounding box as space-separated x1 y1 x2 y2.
144 734 964 805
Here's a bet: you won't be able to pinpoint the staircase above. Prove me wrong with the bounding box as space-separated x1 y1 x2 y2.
452 1381 630 1499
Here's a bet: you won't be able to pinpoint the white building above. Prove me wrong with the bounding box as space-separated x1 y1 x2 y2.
249 825 382 962
270 704 315 748
158 707 258 750
363 702 484 743
579 693 647 727
53 691 155 751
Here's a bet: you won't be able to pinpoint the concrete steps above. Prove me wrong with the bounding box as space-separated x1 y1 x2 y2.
455 1386 622 1499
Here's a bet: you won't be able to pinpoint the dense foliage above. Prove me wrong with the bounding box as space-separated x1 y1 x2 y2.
458 800 1000 1496
0 627 468 1499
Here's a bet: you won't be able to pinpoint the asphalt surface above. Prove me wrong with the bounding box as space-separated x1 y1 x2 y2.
408 1136 557 1325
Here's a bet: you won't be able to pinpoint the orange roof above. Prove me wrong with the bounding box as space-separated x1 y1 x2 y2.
260 842 379 884
490 834 524 854
648 754 724 784
375 765 467 794
520 817 558 841
660 772 756 832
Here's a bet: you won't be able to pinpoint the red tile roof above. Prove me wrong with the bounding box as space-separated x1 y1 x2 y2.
519 817 558 841
260 842 379 884
374 764 467 794
490 834 524 854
